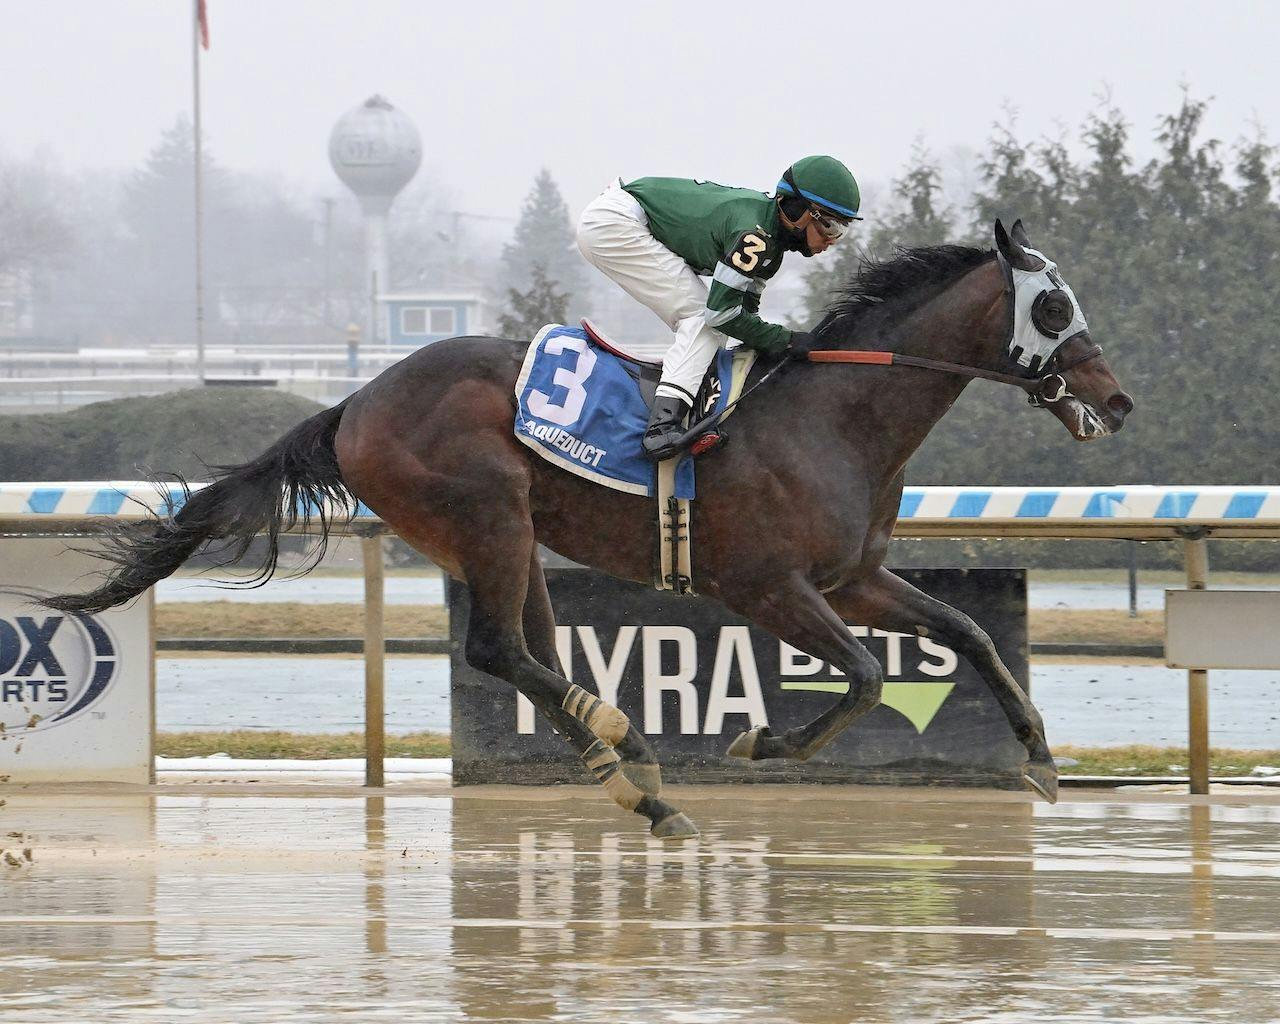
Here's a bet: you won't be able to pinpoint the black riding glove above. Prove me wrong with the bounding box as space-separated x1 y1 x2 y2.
787 331 820 359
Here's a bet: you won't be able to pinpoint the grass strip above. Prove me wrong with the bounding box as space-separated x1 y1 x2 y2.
156 732 1280 778
157 602 448 639
159 602 1164 646
157 730 450 759
1029 609 1162 645
1053 744 1280 777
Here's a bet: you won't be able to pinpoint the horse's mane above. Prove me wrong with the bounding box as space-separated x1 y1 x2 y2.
819 244 995 335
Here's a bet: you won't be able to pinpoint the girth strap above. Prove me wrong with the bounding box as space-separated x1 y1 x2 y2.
655 458 693 595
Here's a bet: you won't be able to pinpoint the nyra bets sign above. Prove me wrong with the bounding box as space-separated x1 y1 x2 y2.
450 568 1029 787
0 539 152 783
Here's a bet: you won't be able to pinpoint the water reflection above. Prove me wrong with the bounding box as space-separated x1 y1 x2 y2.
0 791 1277 1022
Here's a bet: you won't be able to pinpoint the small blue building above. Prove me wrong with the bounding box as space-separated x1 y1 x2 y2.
380 291 491 346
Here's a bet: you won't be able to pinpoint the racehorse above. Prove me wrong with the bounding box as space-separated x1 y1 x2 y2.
47 220 1133 840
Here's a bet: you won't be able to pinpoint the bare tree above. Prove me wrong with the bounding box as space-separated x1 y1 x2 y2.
0 152 73 276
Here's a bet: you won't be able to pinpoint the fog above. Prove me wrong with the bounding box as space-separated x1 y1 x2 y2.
5 1 1277 217
1 0 1278 361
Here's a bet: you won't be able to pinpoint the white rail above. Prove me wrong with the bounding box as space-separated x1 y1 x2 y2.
2 483 1278 540
4 482 1274 792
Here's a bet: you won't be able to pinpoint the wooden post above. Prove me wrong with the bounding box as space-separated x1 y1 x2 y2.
1184 535 1210 795
147 586 157 785
1127 541 1139 618
362 534 386 788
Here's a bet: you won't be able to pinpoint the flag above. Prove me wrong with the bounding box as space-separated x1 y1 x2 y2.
197 0 209 50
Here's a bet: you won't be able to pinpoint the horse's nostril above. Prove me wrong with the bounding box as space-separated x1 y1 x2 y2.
1107 393 1134 419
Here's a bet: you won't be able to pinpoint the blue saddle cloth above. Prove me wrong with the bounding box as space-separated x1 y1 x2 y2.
514 324 733 499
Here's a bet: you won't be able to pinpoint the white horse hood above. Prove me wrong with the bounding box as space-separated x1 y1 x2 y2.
1007 246 1089 370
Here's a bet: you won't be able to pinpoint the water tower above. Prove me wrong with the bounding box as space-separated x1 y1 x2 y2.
328 95 422 344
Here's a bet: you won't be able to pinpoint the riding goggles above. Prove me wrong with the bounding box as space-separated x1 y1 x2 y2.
809 206 852 240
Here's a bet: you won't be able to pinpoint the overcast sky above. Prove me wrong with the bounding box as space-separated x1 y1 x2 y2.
3 0 1278 223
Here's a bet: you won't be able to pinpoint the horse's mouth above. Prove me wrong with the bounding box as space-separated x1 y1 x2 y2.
1059 396 1114 441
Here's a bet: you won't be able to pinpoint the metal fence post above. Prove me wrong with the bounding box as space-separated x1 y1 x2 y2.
362 533 386 787
1183 533 1210 794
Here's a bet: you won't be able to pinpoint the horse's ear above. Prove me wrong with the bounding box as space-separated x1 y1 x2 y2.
1010 218 1032 249
994 218 1041 271
994 219 1015 258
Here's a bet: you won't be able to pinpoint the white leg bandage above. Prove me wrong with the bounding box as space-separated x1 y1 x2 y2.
562 684 629 747
581 740 644 811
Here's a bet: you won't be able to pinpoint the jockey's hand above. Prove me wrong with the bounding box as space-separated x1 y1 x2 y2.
787 331 820 359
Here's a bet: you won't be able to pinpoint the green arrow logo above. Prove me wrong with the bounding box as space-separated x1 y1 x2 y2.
779 681 955 734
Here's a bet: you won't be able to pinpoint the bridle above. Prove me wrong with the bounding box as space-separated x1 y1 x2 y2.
806 251 1105 407
669 253 1106 455
807 335 1104 407
672 336 1104 457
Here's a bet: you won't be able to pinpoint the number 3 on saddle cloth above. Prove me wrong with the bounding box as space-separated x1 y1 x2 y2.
514 321 754 499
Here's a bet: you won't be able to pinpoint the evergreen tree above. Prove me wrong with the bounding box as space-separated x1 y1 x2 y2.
116 117 324 343
119 116 225 342
869 147 956 251
971 113 1053 233
496 262 569 338
790 91 1280 521
501 169 584 313
800 143 954 324
1215 130 1280 480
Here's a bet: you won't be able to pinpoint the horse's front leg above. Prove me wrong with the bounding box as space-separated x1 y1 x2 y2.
825 566 1058 803
723 572 884 762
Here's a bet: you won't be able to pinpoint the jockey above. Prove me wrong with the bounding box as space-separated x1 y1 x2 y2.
576 155 860 460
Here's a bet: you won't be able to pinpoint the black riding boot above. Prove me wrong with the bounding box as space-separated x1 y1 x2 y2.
642 395 691 461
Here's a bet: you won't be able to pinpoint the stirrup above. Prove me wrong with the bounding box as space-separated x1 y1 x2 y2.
643 396 690 461
689 430 727 457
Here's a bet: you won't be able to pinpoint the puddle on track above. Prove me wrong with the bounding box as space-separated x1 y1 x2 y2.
1 787 1278 1022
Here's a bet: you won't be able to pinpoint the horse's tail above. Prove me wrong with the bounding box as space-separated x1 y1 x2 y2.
43 399 354 615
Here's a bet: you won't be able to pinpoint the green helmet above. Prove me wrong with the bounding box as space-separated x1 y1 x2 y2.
777 155 862 220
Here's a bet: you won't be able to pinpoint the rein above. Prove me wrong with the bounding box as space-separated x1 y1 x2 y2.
808 342 1103 406
667 340 1103 457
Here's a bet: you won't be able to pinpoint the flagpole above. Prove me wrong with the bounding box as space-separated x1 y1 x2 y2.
191 0 206 384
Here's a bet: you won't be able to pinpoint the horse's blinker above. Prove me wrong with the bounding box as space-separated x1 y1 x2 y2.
999 244 1090 375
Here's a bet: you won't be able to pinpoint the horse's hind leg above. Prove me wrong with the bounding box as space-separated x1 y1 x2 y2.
391 483 694 838
521 550 665 799
466 535 693 838
826 567 1057 803
723 572 885 762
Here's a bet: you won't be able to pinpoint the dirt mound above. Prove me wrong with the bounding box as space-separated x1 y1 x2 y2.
0 388 326 481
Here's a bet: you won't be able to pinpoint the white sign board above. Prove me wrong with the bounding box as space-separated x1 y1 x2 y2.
1165 589 1280 669
0 539 152 783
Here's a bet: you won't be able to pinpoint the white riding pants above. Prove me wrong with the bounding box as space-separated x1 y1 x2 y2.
576 179 728 404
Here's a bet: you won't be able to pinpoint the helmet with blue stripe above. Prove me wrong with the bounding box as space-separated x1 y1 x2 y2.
777 155 862 221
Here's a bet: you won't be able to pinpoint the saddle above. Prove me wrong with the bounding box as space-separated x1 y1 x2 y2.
514 321 757 597
580 318 731 451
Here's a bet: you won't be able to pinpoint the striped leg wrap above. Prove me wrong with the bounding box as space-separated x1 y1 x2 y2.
562 684 629 746
581 740 643 811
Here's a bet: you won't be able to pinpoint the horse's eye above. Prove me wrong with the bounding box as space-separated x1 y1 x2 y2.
1031 289 1073 337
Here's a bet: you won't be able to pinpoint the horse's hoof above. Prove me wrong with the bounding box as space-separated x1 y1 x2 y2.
623 761 662 796
650 811 699 841
1023 761 1059 804
727 726 769 760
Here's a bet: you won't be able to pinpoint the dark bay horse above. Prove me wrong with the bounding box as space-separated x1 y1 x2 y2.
48 220 1133 840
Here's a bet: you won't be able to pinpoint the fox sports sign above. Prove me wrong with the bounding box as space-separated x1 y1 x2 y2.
0 589 119 735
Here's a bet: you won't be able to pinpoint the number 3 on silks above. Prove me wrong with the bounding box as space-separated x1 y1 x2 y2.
527 335 598 427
